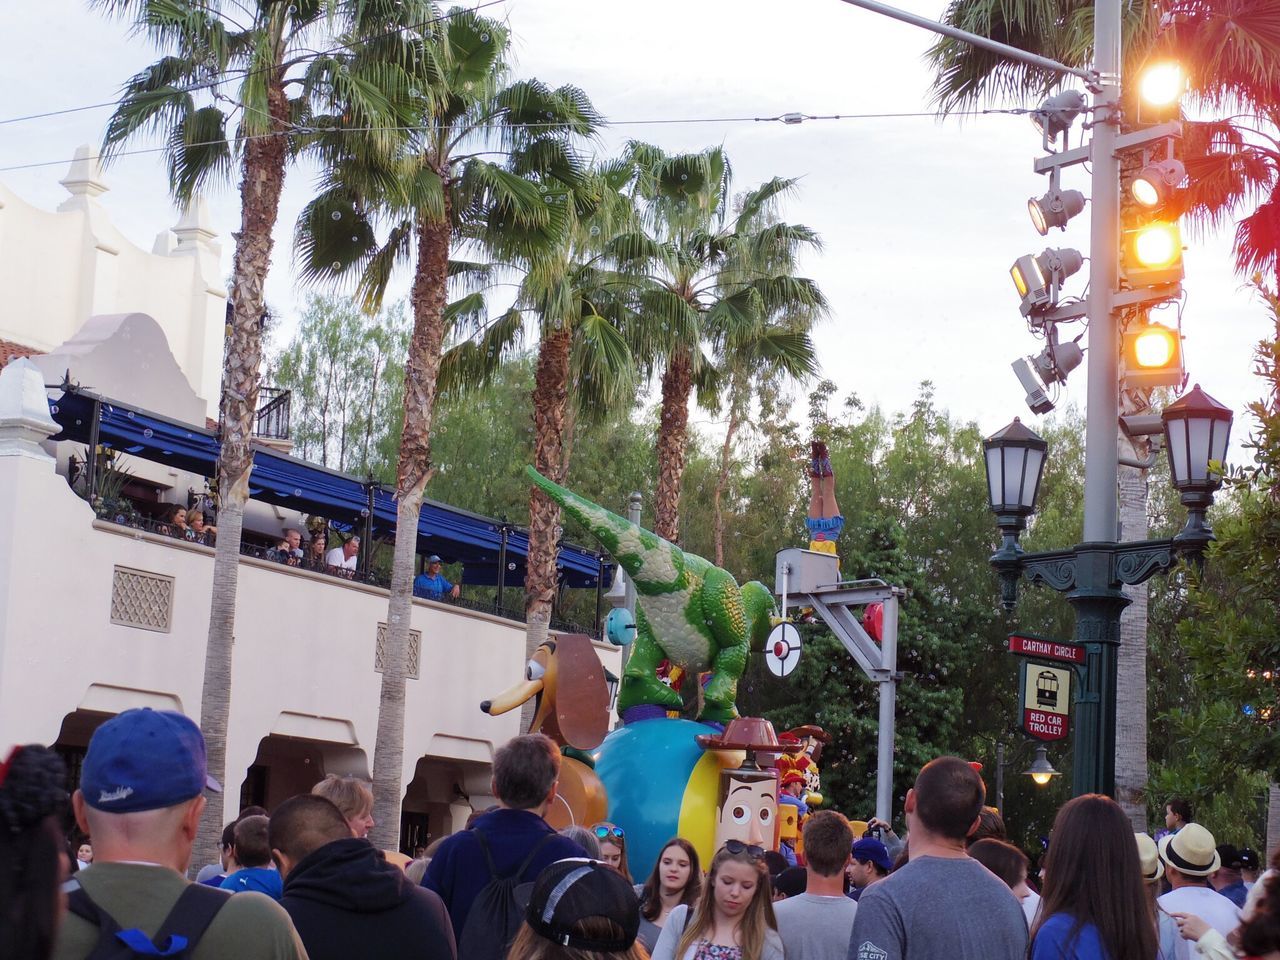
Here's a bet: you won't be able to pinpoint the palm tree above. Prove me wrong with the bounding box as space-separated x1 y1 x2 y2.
92 0 426 866
608 144 827 542
296 7 601 849
926 0 1280 826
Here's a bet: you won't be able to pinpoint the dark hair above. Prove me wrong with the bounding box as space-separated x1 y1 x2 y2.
506 915 648 960
772 866 808 898
161 503 187 523
0 745 69 960
1239 872 1280 956
232 814 272 868
1031 795 1157 960
493 734 560 810
966 807 1007 846
1166 798 1193 823
220 821 236 851
803 811 854 877
269 795 351 865
968 839 1028 890
913 757 985 841
639 838 702 921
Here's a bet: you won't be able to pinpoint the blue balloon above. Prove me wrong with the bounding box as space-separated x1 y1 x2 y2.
595 717 717 881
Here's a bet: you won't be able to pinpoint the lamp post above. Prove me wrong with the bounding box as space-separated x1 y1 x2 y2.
984 387 1232 797
1025 745 1061 786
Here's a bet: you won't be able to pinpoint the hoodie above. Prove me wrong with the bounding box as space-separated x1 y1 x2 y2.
280 838 456 960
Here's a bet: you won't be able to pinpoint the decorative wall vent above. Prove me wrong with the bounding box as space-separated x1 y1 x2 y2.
375 623 421 680
110 566 174 633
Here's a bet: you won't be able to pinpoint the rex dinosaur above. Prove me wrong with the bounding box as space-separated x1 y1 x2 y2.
526 467 776 723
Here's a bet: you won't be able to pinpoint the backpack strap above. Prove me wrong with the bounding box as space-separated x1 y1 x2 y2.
513 832 560 882
65 880 127 960
64 878 231 959
472 829 501 881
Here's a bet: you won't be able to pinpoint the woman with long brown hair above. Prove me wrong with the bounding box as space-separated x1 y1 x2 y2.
651 842 782 960
592 822 632 883
636 838 702 953
1030 794 1158 960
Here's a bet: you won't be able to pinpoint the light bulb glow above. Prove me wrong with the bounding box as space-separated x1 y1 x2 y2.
1031 772 1053 786
1028 198 1048 235
1134 223 1180 267
1134 327 1176 367
1140 62 1185 107
1132 177 1161 207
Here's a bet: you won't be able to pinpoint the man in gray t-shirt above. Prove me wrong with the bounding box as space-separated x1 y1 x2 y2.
847 758 1027 960
775 811 859 958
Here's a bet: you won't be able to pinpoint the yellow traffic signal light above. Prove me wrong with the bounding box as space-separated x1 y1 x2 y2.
1122 322 1184 388
1122 221 1183 287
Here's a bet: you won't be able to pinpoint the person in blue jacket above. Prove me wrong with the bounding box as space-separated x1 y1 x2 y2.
414 555 460 601
1030 794 1157 960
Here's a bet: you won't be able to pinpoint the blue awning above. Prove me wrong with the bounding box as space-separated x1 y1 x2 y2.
49 392 608 589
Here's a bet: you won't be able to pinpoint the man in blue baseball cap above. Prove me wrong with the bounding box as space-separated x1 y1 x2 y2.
55 708 306 960
848 836 892 902
413 554 461 601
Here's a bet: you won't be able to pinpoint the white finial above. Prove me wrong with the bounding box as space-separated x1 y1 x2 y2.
172 196 218 251
58 144 109 206
0 358 59 461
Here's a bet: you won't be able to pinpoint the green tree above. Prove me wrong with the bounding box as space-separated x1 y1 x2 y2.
92 0 427 863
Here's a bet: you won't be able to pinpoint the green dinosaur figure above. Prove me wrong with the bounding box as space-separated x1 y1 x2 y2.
526 467 776 723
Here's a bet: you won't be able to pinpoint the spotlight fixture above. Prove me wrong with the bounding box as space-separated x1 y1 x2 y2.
1121 322 1184 389
1028 188 1086 235
1131 158 1185 208
1030 91 1088 141
1011 328 1083 415
1139 62 1186 108
1122 221 1183 286
1011 247 1084 316
1012 357 1055 415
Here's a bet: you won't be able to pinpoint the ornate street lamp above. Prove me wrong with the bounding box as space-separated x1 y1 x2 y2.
1024 744 1061 786
1162 384 1233 549
984 418 1048 608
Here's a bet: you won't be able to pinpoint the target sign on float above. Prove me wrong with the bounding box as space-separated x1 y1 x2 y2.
765 622 803 677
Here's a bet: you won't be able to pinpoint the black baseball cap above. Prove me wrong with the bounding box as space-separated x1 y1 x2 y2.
1239 847 1260 871
522 859 640 951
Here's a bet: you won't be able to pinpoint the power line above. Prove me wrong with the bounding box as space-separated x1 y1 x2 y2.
0 0 508 129
0 107 1033 174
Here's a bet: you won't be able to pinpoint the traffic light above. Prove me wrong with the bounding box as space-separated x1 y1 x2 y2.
1121 322 1184 388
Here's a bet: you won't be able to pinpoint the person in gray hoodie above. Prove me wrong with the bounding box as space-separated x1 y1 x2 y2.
270 795 455 960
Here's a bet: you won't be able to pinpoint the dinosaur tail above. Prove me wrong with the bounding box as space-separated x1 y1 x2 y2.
525 466 662 580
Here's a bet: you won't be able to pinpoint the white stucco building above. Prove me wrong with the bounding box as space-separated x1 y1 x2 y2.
0 155 618 850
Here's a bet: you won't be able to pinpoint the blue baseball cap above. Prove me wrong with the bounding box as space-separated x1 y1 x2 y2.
81 708 221 812
852 837 892 872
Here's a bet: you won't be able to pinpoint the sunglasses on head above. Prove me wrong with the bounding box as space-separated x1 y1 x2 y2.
723 839 766 860
593 825 624 840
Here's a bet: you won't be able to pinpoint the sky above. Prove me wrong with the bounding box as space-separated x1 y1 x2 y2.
1 0 1269 461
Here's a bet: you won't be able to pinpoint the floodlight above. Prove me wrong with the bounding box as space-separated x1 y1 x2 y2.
1010 247 1083 316
1012 357 1055 415
1139 62 1186 108
1031 91 1088 140
1131 158 1185 208
1028 188 1086 235
1133 222 1182 269
1029 334 1084 386
1122 322 1184 388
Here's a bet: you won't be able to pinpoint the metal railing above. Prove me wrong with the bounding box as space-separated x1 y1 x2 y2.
254 388 291 440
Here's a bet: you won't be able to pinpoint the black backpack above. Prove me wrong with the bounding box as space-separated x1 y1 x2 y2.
457 831 557 960
65 879 231 959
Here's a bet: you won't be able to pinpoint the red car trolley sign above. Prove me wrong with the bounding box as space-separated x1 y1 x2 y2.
1019 660 1073 741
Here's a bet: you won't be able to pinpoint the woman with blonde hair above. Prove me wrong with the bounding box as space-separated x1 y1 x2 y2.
592 822 632 883
311 774 375 839
651 842 783 960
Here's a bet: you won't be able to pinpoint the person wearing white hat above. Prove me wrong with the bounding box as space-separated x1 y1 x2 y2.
1135 833 1179 960
1157 823 1241 960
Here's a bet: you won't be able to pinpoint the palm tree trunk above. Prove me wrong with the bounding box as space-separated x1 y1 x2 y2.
1115 424 1150 831
369 205 451 852
521 322 573 730
1267 782 1280 863
194 81 289 871
654 352 692 542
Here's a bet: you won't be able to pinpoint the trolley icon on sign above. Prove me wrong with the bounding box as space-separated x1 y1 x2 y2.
1035 670 1060 709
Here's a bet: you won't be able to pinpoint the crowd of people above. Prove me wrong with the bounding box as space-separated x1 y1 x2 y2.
5 713 1280 960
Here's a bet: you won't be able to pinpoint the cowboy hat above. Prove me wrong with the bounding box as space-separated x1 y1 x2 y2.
1134 833 1164 883
1158 822 1220 877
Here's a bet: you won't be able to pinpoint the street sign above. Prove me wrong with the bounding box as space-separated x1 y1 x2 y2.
1021 661 1072 741
765 622 802 677
1008 633 1086 665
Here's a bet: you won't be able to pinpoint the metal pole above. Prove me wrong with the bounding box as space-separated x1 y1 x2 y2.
996 741 1006 817
876 594 899 823
835 0 1095 84
620 492 642 675
360 483 375 578
86 397 101 507
594 555 605 638
1070 0 1125 799
496 526 508 612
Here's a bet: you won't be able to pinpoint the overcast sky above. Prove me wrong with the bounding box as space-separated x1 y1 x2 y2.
2 0 1268 458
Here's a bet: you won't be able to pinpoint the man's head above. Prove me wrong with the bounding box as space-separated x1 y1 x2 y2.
1212 843 1243 890
232 814 271 868
72 708 220 873
492 733 560 811
270 795 352 878
284 528 301 551
904 756 985 844
780 772 805 799
801 810 853 878
1165 797 1193 830
343 536 360 560
426 554 443 572
848 836 892 888
1240 847 1261 881
1159 821 1220 888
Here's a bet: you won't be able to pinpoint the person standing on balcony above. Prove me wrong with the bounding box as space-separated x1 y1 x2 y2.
325 535 359 577
413 555 460 601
